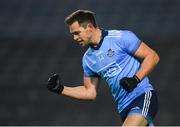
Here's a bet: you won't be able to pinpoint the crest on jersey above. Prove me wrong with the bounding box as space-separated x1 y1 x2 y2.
107 48 114 57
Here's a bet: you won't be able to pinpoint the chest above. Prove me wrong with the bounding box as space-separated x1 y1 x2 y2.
86 47 125 73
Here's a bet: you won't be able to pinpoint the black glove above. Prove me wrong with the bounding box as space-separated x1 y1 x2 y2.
47 74 64 94
120 75 140 92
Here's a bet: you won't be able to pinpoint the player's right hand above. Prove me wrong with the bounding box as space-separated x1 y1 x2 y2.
47 74 64 94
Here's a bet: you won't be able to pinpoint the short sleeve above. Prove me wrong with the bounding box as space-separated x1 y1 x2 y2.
121 31 141 54
82 57 99 77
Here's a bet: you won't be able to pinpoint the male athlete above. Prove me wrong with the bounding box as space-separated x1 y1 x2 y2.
47 10 160 126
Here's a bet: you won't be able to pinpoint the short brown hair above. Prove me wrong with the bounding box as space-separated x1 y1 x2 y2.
64 10 97 27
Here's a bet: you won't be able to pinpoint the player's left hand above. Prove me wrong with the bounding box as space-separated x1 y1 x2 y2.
120 75 140 92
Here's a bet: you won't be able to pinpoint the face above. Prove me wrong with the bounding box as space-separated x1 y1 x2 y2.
69 21 92 47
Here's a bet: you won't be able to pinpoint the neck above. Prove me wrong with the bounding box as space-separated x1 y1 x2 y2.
90 27 102 47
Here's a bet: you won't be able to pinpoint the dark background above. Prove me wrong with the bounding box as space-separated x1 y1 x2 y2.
0 0 180 125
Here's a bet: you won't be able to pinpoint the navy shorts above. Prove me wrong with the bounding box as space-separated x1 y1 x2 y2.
120 90 158 125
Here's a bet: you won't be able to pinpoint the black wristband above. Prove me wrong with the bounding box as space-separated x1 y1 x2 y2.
58 85 64 94
133 75 141 83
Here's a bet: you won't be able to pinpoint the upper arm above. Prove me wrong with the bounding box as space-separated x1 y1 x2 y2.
134 42 159 60
119 31 141 54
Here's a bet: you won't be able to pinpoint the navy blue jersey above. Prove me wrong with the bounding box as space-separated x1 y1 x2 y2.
82 30 154 113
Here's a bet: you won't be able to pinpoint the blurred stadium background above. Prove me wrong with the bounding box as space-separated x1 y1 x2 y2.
0 0 180 125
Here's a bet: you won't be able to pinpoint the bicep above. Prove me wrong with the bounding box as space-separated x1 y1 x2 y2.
134 42 157 59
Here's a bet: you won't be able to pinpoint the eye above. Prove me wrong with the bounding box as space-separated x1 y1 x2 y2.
72 31 81 35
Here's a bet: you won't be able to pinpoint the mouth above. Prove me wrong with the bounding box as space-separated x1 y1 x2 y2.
79 42 84 46
78 40 83 44
76 40 86 46
78 41 85 46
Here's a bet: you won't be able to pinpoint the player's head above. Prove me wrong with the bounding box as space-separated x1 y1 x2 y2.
64 10 98 46
64 10 97 28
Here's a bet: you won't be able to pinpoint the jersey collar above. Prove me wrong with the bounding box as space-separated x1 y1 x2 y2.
89 29 108 50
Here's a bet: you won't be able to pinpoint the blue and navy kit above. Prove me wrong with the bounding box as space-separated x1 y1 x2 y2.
82 30 154 113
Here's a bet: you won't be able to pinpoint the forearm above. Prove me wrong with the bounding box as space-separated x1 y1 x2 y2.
61 85 97 100
136 52 159 80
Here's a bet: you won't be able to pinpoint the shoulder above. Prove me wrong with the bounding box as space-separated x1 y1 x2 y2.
82 48 91 61
107 30 123 37
106 29 133 36
107 30 140 43
106 30 136 41
107 29 135 36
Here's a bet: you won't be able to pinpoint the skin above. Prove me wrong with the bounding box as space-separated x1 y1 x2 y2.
123 114 148 126
62 21 160 126
69 21 102 47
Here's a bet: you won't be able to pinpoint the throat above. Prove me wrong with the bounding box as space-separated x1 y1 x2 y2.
89 43 99 48
89 29 102 48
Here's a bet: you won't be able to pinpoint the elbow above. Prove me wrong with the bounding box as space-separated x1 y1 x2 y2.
89 97 96 101
92 94 97 100
90 92 97 101
84 85 97 101
88 90 97 101
154 53 160 65
151 50 160 65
